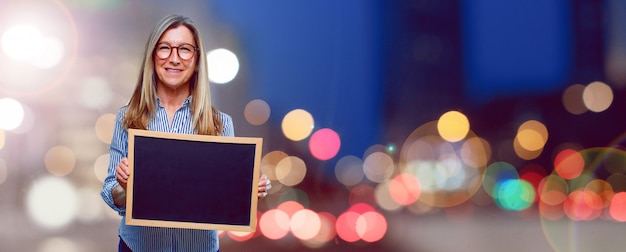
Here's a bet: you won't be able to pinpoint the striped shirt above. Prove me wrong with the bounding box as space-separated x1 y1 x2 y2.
101 96 233 252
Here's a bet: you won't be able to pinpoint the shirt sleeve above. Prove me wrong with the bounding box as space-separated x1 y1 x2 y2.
220 112 235 137
100 107 129 214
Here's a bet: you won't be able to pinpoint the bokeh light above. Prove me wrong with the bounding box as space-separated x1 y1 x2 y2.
460 136 491 168
275 156 307 186
290 209 321 240
308 128 341 161
437 110 470 142
388 173 422 206
26 176 78 229
261 150 289 181
335 155 364 187
93 154 109 182
553 149 584 180
281 109 314 141
0 159 7 185
357 211 387 242
493 179 536 211
301 211 336 248
227 230 255 242
483 162 519 197
259 209 290 240
95 113 116 144
207 48 240 84
44 145 76 177
30 36 65 69
1 24 65 69
37 237 80 252
0 98 25 130
562 84 588 115
516 120 548 152
582 81 613 112
0 130 5 150
1 24 43 61
335 210 361 242
363 151 394 183
375 180 403 212
609 192 626 222
349 184 377 206
244 99 271 126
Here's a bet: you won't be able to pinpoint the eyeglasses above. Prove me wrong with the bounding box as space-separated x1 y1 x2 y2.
155 42 198 60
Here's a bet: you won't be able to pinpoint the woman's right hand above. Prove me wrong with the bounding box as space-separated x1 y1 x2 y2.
116 158 130 189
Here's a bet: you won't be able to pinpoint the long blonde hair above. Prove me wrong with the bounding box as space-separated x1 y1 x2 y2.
123 14 222 135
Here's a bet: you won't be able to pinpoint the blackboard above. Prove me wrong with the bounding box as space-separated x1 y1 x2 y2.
126 129 262 232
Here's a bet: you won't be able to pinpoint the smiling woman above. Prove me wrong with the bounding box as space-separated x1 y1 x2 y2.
100 14 271 252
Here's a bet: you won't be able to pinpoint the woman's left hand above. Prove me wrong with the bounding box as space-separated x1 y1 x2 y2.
258 174 272 198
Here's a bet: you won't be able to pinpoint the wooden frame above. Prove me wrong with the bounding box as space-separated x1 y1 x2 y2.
126 129 262 232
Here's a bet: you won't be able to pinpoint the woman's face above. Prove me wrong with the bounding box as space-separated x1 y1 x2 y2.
154 25 197 91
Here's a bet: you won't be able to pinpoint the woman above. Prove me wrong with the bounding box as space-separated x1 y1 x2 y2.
100 14 271 252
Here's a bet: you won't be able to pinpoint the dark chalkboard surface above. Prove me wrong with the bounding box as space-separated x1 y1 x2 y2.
126 129 262 231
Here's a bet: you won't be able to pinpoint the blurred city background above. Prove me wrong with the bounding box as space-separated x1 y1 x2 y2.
0 0 625 251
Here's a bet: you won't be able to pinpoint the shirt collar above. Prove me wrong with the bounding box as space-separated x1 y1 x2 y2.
156 96 192 107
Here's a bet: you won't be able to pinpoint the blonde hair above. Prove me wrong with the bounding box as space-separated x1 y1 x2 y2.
123 14 222 135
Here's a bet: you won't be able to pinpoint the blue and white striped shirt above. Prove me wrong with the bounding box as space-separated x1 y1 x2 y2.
101 96 234 252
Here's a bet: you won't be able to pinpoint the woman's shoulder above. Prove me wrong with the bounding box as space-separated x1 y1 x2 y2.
114 105 129 120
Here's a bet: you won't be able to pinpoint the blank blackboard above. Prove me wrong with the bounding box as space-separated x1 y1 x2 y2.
126 129 262 232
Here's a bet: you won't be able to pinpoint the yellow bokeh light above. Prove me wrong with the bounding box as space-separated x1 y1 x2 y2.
281 109 314 141
517 129 545 151
513 137 543 160
437 111 470 142
514 120 548 159
583 81 614 112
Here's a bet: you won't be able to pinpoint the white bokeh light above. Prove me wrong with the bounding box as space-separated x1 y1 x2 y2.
31 36 65 69
0 98 25 131
207 48 239 84
1 24 43 61
26 176 79 229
